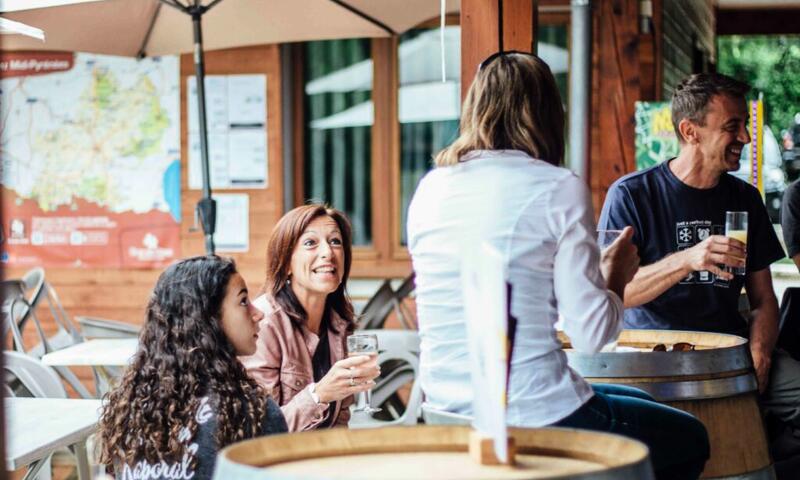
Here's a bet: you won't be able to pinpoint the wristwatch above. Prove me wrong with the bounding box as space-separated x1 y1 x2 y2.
308 382 326 405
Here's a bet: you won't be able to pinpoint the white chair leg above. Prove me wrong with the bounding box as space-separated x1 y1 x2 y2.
73 440 90 480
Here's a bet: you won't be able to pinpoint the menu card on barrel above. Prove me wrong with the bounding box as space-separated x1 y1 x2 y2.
461 243 516 464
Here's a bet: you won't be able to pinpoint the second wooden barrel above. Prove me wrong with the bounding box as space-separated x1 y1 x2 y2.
214 425 654 479
562 329 774 479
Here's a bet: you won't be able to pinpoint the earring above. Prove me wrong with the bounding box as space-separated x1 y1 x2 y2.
286 276 291 285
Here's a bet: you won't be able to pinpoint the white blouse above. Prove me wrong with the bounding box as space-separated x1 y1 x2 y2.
407 150 623 426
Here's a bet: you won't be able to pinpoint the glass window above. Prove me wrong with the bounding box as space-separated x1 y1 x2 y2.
304 39 372 246
398 26 461 246
397 25 569 245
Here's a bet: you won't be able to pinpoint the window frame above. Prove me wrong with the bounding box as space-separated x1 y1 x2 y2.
291 12 571 278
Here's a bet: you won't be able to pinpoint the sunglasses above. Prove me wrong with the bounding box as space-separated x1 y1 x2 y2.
478 50 539 72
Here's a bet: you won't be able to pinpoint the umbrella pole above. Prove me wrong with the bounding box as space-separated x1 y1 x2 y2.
190 4 216 255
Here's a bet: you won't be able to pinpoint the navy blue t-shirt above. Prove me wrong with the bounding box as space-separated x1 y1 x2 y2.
598 160 785 336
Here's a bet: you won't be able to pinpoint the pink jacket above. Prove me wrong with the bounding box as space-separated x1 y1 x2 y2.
240 295 353 431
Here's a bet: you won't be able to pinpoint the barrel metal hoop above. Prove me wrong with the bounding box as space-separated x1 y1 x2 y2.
704 464 776 480
617 374 758 401
566 344 752 377
571 461 655 480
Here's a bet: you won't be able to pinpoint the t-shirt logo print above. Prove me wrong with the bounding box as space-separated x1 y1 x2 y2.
676 221 724 286
120 397 212 480
678 227 693 243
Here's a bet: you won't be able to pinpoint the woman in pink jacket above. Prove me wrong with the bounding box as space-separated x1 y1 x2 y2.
241 204 380 431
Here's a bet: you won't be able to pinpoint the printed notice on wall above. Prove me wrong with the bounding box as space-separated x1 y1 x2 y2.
213 194 249 252
188 74 267 189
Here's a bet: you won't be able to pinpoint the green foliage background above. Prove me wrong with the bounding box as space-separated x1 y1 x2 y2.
718 35 800 135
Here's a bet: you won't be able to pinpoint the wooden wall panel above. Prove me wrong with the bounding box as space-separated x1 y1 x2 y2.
4 44 283 394
662 0 715 96
590 0 641 210
180 45 284 290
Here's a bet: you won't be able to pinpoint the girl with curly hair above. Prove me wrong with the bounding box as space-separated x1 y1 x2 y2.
98 255 287 480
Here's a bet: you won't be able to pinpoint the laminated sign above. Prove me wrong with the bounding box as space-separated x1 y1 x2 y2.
462 243 516 463
0 52 181 268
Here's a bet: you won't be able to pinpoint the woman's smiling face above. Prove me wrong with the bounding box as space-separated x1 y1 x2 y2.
288 215 345 304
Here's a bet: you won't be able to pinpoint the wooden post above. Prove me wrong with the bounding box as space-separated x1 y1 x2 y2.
589 0 640 211
460 0 538 100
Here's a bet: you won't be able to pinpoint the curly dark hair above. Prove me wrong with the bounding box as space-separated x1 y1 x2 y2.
265 203 355 334
98 255 267 468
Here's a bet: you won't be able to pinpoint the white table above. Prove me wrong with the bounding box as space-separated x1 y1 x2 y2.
40 339 138 367
5 397 102 479
41 339 138 397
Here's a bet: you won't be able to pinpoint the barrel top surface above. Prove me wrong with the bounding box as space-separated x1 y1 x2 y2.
262 452 607 479
560 329 753 378
560 329 747 350
218 426 651 480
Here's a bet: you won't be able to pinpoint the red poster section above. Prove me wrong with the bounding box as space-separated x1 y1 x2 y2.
2 188 180 268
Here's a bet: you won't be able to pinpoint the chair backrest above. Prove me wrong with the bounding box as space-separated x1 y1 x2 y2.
4 351 67 398
21 267 46 309
15 267 84 356
77 316 140 339
356 274 417 330
356 281 396 330
8 269 93 398
2 280 28 352
394 272 416 300
421 405 472 426
349 330 422 428
365 328 420 355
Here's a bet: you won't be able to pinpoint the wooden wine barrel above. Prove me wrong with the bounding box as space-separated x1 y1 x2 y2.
561 329 774 480
214 425 655 479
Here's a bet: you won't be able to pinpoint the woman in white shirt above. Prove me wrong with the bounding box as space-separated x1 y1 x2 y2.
407 51 709 480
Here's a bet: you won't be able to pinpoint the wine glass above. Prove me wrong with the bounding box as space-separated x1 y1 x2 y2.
346 333 381 413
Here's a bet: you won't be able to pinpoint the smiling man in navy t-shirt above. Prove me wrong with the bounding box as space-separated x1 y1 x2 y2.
599 73 799 466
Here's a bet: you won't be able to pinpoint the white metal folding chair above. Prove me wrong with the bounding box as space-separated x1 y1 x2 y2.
5 268 93 399
76 316 140 339
5 350 66 398
356 273 416 330
22 268 84 355
2 279 28 353
349 329 423 429
4 351 67 480
420 405 472 426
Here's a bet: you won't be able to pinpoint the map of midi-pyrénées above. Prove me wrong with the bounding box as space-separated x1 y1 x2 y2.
0 52 181 267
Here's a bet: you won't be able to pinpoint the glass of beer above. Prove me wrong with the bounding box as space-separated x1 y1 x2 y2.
725 211 748 275
346 333 381 413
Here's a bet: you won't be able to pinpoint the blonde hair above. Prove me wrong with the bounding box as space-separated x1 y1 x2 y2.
434 53 565 167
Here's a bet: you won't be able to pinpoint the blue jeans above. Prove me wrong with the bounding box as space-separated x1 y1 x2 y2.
554 384 710 480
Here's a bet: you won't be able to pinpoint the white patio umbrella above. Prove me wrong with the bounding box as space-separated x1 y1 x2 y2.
0 0 459 253
0 17 44 40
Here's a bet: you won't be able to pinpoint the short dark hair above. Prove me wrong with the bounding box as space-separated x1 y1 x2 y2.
671 73 750 142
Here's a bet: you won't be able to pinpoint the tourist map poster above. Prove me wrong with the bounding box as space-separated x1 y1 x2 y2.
0 52 181 268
